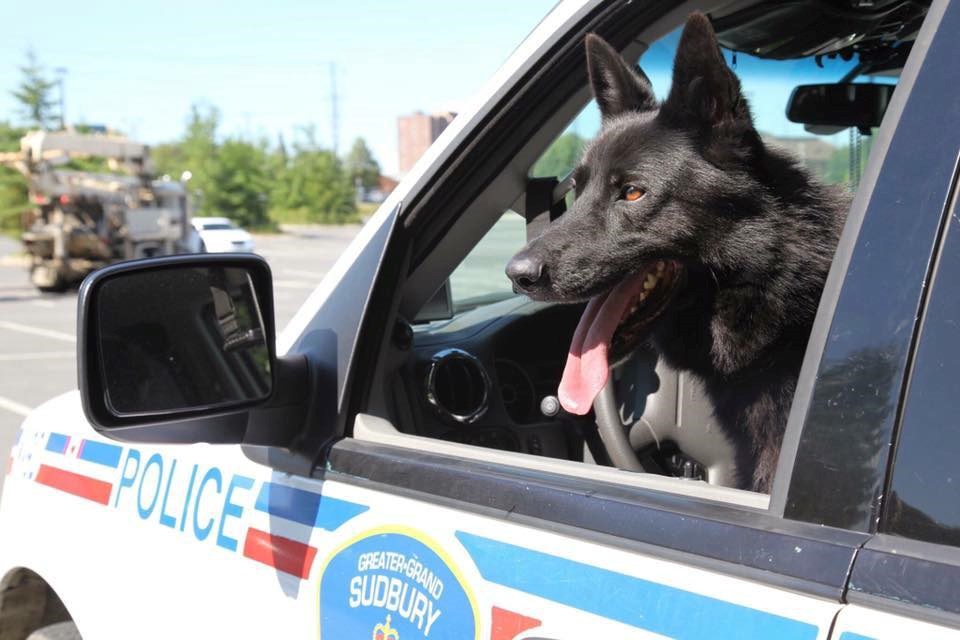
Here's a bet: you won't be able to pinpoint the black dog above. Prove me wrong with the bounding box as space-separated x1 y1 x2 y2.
506 13 848 492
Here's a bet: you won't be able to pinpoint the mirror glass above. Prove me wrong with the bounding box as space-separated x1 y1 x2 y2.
787 83 895 133
97 265 272 415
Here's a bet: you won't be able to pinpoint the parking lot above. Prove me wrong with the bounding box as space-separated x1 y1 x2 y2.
0 226 359 493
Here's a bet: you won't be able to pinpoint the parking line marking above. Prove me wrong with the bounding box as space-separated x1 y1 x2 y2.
272 280 316 290
0 321 75 343
0 396 32 417
0 351 75 361
282 268 326 279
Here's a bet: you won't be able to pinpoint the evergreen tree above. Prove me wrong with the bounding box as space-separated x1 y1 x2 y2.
11 51 59 130
344 137 381 192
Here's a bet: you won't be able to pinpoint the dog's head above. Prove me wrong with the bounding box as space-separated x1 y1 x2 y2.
506 13 767 413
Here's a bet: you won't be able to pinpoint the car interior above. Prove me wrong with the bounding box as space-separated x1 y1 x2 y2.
356 0 926 501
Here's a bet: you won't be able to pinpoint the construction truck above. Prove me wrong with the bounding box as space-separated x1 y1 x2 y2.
0 130 193 291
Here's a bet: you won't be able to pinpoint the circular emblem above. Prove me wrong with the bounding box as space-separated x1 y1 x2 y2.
319 528 479 639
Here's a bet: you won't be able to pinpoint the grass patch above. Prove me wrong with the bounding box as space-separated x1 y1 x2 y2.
269 206 363 225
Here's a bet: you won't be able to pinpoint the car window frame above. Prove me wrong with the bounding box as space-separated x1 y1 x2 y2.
315 0 939 602
269 0 951 605
771 0 958 533
844 1 960 619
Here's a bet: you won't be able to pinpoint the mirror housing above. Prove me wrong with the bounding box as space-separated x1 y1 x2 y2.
78 254 308 446
787 83 895 134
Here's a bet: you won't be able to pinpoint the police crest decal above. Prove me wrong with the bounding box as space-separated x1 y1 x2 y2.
319 528 479 639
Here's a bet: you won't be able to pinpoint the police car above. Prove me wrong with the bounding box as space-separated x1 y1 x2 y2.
2 1 958 638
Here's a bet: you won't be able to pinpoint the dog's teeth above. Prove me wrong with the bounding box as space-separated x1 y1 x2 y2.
656 261 665 273
644 274 657 290
639 291 648 302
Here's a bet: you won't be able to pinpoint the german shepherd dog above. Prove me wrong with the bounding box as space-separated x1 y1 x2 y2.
506 13 848 492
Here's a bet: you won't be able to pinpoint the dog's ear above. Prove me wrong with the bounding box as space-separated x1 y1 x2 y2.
661 13 751 131
586 34 657 120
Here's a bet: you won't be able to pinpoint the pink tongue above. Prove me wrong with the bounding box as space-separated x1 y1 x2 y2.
558 273 646 415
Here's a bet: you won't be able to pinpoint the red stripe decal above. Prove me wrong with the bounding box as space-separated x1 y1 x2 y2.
35 464 112 505
243 527 317 579
491 607 542 640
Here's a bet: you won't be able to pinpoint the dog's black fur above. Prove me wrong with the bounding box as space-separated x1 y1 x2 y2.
506 13 848 492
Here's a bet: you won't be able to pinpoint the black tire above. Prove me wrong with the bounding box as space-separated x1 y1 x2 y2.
26 621 81 640
35 277 68 294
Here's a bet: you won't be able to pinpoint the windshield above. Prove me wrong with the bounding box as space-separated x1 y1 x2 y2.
202 222 235 230
446 27 896 315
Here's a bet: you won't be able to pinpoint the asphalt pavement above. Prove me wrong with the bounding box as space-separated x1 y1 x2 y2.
0 226 359 494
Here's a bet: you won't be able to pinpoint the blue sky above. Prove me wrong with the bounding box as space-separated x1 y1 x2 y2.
562 28 862 147
1 2 865 176
0 0 557 175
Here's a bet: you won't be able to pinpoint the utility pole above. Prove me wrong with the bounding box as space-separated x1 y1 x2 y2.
330 62 339 155
55 67 67 130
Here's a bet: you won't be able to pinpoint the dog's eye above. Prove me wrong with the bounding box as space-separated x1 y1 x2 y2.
621 185 645 202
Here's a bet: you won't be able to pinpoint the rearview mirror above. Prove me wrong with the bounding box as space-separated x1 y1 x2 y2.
787 83 895 134
78 254 304 444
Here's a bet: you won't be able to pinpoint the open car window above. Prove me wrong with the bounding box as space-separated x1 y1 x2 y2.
370 14 912 505
450 27 885 319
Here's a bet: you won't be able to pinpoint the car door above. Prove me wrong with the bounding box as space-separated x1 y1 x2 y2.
829 9 960 632
830 174 960 638
294 5 949 638
310 3 959 640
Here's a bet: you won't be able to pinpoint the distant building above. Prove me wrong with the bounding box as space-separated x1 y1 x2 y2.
763 135 836 178
397 111 456 175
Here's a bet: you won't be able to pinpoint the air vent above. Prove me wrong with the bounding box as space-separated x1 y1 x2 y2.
426 349 489 424
495 359 536 423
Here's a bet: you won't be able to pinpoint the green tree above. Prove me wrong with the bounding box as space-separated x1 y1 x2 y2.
531 132 587 178
825 135 874 186
153 105 222 215
11 51 59 130
270 127 356 223
280 150 355 223
0 121 29 231
205 139 271 228
344 137 381 192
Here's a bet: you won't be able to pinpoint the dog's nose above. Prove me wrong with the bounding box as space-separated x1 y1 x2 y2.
506 254 545 291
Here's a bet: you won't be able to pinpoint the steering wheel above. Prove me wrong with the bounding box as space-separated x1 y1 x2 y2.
591 348 739 486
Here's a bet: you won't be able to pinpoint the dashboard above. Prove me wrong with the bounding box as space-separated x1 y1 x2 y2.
391 296 589 462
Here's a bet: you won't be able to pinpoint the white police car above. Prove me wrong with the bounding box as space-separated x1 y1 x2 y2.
3 1 960 638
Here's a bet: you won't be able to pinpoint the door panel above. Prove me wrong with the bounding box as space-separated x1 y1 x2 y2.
832 605 959 640
315 478 842 639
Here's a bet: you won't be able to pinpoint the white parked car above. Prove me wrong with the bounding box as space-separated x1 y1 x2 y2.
190 216 255 253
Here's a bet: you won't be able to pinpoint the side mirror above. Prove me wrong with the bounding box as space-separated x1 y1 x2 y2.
787 83 895 134
78 254 307 445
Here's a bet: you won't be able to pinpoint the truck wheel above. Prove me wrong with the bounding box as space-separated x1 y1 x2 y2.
26 621 81 640
31 265 68 293
34 276 68 293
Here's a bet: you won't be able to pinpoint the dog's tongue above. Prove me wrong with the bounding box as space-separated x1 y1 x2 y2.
559 273 646 415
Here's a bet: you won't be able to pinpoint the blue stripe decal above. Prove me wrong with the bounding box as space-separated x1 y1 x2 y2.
45 433 69 454
78 440 123 468
254 482 368 530
839 634 876 640
456 532 819 640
